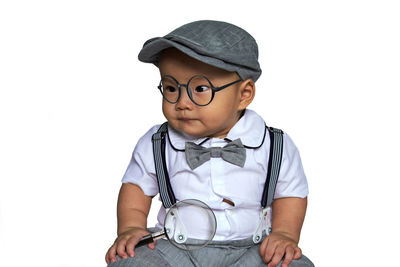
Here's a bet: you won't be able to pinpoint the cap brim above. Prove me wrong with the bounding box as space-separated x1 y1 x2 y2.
138 37 239 74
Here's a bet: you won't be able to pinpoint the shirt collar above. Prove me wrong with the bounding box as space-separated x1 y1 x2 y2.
167 109 266 150
225 109 266 148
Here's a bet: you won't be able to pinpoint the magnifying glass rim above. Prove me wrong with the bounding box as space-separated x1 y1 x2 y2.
164 198 217 251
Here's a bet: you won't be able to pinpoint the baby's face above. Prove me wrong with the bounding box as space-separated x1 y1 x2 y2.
159 48 245 138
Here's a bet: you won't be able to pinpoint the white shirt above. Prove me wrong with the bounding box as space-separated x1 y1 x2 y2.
122 109 308 241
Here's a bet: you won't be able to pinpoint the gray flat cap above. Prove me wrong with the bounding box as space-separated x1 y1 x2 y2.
138 20 262 82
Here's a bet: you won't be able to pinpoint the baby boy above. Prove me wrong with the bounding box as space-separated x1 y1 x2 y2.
106 20 314 267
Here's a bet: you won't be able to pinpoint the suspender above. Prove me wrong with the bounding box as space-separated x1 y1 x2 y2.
151 122 284 209
151 122 176 208
261 126 284 208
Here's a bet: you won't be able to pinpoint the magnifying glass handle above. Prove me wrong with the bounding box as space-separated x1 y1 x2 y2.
136 231 165 248
136 234 154 247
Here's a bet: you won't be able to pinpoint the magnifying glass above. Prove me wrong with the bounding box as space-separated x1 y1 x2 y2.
136 199 217 251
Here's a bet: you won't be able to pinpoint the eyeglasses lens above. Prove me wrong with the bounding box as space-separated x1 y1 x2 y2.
160 76 179 103
188 75 213 106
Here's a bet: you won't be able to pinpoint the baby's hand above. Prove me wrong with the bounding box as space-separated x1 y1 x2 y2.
105 227 155 264
259 232 302 267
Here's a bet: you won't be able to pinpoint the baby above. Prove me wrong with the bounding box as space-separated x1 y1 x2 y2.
106 20 313 267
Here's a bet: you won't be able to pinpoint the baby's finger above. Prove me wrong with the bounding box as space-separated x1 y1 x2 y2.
125 239 135 258
105 244 117 264
282 247 294 267
148 240 156 250
268 245 285 267
263 240 277 264
294 247 302 259
259 237 270 259
126 236 142 257
116 239 128 259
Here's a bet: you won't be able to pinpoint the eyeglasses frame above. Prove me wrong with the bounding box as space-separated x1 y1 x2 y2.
157 74 242 106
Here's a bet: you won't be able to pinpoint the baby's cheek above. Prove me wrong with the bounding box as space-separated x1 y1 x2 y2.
161 103 173 120
202 117 220 129
202 111 232 127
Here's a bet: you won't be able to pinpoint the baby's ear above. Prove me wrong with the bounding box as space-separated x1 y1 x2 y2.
238 79 255 110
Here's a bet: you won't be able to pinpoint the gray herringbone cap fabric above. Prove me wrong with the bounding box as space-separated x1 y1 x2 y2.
138 20 262 82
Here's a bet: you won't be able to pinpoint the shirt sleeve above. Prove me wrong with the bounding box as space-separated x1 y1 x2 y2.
121 125 160 197
274 132 309 199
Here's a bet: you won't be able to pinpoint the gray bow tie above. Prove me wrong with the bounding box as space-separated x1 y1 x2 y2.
185 139 246 170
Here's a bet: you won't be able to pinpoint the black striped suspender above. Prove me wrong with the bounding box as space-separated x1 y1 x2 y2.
261 127 284 208
151 123 284 209
151 122 176 208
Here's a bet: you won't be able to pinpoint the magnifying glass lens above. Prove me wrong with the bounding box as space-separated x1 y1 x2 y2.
164 199 216 250
136 199 216 251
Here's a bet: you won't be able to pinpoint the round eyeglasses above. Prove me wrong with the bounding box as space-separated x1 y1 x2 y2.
157 75 242 106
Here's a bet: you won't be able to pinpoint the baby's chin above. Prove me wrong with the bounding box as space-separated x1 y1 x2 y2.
179 126 226 139
176 126 207 139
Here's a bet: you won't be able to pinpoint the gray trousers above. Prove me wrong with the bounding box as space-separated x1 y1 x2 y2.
108 229 314 267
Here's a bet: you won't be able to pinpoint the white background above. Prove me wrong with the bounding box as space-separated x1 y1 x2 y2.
1 1 399 266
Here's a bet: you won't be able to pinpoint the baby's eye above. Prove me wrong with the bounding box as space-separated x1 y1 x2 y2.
194 85 210 93
165 86 178 93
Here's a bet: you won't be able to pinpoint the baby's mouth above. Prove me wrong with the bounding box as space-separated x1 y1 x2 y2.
178 116 195 121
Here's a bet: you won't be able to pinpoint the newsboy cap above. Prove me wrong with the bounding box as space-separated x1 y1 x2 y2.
138 20 262 82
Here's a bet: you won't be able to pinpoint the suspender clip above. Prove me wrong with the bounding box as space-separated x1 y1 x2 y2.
252 206 272 244
164 207 188 244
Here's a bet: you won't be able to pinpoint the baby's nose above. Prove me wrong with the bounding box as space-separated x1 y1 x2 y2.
175 87 193 109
